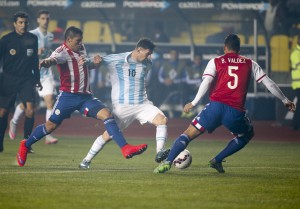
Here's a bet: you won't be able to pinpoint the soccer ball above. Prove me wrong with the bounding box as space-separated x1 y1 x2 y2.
173 149 192 169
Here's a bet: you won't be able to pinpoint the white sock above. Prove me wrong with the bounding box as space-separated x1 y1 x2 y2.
46 109 52 121
156 125 167 153
12 104 24 124
84 135 107 162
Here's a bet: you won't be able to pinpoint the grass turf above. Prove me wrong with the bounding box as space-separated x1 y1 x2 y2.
0 136 299 209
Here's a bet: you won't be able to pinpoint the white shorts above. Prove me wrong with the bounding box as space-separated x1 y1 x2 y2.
112 102 164 130
37 76 57 97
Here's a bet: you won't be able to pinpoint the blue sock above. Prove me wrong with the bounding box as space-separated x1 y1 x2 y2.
25 124 49 148
166 134 190 162
215 137 248 163
104 117 127 148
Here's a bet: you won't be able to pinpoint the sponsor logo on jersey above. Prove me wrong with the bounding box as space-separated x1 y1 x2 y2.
27 49 33 56
9 49 16 55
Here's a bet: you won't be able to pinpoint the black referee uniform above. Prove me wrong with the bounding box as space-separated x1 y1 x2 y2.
0 30 39 151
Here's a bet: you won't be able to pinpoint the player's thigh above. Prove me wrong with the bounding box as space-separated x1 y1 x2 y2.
112 104 136 130
222 106 252 135
196 102 223 133
135 103 164 125
49 92 79 124
79 96 107 119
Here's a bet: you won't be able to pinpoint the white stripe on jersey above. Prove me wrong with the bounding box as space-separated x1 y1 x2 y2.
103 52 151 105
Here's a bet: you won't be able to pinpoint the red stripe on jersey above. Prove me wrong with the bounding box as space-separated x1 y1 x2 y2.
257 74 266 82
203 73 214 78
57 62 71 92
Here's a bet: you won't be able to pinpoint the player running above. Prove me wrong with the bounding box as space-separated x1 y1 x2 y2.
79 38 169 169
16 26 147 166
154 34 295 174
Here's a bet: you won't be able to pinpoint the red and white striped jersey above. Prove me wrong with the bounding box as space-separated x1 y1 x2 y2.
50 43 91 94
203 52 266 111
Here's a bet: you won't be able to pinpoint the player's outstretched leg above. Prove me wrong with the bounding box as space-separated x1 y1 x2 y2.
103 117 148 158
121 144 148 159
17 140 29 166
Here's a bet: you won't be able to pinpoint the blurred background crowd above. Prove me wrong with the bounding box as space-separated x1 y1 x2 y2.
1 0 300 121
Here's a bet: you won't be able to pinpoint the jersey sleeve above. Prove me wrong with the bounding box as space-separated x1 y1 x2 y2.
251 60 266 83
202 58 216 78
50 47 67 64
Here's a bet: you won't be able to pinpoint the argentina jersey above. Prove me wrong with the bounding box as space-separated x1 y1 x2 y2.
102 52 152 105
30 28 54 81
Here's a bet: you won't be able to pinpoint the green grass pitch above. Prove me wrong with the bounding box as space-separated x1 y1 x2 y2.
0 137 299 209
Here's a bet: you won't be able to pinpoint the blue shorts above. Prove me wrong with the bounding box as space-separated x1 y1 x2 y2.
192 101 252 135
49 91 107 125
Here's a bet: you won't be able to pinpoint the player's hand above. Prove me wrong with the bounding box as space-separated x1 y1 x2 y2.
93 55 102 67
40 58 54 69
183 102 194 113
78 55 88 66
284 100 296 112
36 81 43 91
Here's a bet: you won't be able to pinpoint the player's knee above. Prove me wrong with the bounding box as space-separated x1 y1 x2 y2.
243 126 254 143
158 115 168 125
96 107 112 120
153 113 167 126
45 121 58 133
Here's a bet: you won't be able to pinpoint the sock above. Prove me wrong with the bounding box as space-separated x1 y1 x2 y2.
0 115 8 151
24 116 35 139
84 135 107 162
12 104 24 124
166 134 191 162
103 117 127 148
156 125 167 153
25 124 49 148
46 109 52 121
215 137 248 163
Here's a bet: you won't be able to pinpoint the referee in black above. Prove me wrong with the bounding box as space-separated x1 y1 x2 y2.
0 11 42 152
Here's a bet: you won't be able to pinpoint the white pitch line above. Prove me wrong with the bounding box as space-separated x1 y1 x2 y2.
0 166 299 175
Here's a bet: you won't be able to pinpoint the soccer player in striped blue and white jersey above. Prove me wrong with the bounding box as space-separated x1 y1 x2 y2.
79 38 169 169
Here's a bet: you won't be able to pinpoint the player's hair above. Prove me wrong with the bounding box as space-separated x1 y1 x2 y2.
64 26 83 40
224 34 240 53
37 10 50 18
13 11 29 23
136 38 156 51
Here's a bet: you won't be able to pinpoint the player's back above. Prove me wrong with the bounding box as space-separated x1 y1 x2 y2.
210 53 252 111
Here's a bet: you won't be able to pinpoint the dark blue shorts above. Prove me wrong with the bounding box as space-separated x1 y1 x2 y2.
192 101 252 135
49 91 107 125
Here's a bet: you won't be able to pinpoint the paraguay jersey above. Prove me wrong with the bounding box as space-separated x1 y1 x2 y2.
30 28 54 81
102 52 152 105
50 43 91 94
203 52 266 111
